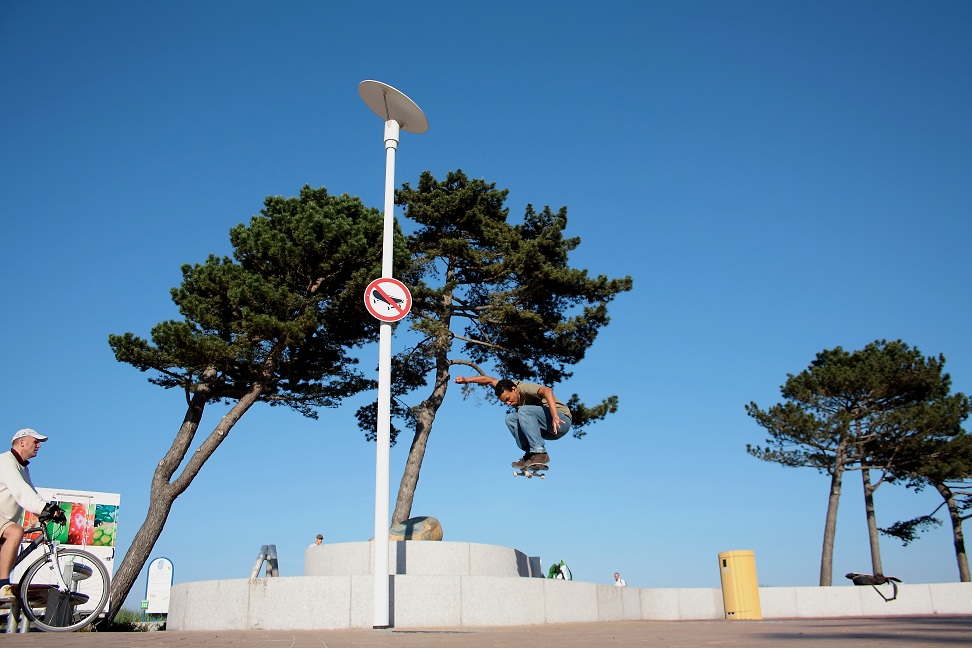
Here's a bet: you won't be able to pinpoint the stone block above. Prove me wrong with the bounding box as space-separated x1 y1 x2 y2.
246 576 351 629
389 516 442 541
349 574 375 628
469 542 527 577
640 587 681 620
929 581 972 614
394 541 469 575
677 587 724 620
793 586 862 618
169 579 248 630
544 579 598 623
461 576 545 626
759 586 798 618
596 584 624 621
859 583 931 616
622 586 642 620
305 541 371 576
392 575 462 627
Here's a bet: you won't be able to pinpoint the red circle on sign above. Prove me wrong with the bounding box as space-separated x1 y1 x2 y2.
364 278 412 322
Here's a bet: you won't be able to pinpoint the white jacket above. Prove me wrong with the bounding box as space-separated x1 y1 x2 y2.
0 450 47 522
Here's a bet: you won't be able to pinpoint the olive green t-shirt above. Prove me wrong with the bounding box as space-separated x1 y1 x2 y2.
515 381 572 418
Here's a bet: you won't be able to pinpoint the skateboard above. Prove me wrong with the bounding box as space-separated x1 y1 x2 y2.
514 463 548 479
372 289 405 307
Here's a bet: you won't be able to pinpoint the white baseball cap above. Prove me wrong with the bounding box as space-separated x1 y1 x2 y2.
12 428 48 443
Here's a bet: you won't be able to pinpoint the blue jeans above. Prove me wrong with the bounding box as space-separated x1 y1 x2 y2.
506 405 571 454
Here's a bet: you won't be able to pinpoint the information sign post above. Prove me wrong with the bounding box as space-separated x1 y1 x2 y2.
144 556 174 621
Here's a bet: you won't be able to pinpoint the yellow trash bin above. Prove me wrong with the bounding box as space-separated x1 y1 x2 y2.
718 550 762 620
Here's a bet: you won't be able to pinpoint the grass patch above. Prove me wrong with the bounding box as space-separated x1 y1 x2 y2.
99 607 148 632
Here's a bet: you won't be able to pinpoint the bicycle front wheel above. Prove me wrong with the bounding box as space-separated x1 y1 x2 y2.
18 549 110 632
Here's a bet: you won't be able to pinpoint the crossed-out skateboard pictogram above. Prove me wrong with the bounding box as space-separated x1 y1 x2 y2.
364 278 412 322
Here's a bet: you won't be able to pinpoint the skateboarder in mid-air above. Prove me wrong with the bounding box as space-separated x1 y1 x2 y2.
453 374 571 468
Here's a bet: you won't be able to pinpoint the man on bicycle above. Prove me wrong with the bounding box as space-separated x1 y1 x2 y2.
0 428 64 602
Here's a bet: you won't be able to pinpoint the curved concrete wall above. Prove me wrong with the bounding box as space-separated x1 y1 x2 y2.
305 540 538 578
167 541 972 631
167 577 972 631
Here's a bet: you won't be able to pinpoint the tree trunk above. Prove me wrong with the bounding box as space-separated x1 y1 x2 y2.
390 277 455 526
936 482 971 582
391 346 451 525
105 479 179 622
105 382 263 621
862 468 884 575
819 451 844 586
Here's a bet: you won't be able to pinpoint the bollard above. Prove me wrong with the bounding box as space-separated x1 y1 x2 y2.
718 550 762 620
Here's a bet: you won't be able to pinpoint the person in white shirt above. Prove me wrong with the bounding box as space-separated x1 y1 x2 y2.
0 428 65 601
613 572 627 587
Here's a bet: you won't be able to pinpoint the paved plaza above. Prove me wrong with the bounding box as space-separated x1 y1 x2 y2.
1 617 970 647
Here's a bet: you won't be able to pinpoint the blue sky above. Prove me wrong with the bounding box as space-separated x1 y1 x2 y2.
2 1 970 608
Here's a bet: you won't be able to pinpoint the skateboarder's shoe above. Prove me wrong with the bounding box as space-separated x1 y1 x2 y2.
525 452 549 465
512 453 531 468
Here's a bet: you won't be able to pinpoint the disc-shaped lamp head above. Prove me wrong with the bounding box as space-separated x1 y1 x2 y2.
358 80 428 134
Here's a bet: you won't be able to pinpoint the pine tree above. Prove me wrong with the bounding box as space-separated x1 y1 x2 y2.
360 170 633 524
106 187 387 619
747 340 967 585
881 431 972 581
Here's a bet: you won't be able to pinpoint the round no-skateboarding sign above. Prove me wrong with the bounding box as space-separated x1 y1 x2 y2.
364 278 412 322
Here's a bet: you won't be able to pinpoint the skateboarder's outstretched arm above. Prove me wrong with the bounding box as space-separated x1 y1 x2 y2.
454 375 498 387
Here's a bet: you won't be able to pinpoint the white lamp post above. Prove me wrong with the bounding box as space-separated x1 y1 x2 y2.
358 80 427 629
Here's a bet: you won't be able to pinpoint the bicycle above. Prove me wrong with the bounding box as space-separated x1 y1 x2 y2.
4 513 111 632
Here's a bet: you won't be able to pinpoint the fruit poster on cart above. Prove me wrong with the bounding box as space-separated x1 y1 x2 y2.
21 489 120 549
